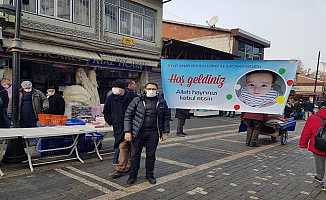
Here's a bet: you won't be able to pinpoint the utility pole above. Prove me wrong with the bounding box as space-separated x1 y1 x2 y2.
313 51 321 107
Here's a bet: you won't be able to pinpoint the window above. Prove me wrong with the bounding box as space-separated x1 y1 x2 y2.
120 10 131 35
9 0 90 25
57 0 71 20
132 14 142 38
143 17 154 41
74 0 90 25
39 0 55 16
39 0 73 20
105 0 156 42
238 41 263 60
105 3 118 33
22 0 37 13
2 0 14 5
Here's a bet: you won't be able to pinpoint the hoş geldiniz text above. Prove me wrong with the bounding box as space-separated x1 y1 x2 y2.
168 74 225 88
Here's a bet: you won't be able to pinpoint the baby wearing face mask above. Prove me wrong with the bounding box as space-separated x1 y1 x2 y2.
239 70 278 108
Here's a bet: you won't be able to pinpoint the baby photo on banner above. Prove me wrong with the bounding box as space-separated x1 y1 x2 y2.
160 60 298 114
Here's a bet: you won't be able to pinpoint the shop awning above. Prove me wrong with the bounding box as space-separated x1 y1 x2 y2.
162 39 237 60
100 54 159 67
2 38 101 60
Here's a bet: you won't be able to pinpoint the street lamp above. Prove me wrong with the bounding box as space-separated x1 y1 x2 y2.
2 0 28 163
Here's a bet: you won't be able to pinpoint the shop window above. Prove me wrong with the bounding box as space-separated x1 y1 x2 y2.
74 0 90 25
104 0 156 42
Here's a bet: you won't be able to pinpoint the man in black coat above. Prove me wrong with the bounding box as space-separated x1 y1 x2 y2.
175 109 190 137
46 88 65 115
124 82 170 185
103 79 137 176
0 85 9 128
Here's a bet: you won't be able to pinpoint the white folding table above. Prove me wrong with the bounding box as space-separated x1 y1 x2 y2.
0 130 22 176
20 126 96 172
0 125 108 174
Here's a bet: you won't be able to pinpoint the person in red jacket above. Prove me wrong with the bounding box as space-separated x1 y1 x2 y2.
241 112 267 147
299 104 326 189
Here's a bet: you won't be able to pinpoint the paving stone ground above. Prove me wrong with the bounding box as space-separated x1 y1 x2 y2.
0 116 325 200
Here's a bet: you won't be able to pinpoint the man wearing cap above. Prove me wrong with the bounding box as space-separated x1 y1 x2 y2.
19 81 49 128
46 87 65 115
103 79 137 178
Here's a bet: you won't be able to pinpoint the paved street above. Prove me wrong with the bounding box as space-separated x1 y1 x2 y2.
0 116 325 200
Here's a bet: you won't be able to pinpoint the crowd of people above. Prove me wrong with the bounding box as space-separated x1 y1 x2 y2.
0 79 66 129
1 77 326 189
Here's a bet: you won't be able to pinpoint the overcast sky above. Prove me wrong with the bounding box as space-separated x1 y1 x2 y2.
163 0 326 70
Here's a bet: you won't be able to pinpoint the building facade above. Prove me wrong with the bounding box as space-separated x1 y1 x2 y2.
0 0 163 102
163 20 271 60
293 74 325 100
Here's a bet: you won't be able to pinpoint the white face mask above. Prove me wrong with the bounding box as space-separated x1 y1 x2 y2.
112 87 121 95
24 88 32 93
145 90 157 97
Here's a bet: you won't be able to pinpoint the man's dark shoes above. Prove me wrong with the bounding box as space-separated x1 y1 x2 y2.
181 132 187 136
111 172 125 179
146 176 157 184
249 142 260 147
127 176 137 185
176 133 185 137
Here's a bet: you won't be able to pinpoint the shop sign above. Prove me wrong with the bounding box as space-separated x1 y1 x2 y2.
120 36 136 46
22 52 88 65
293 85 323 93
89 58 145 71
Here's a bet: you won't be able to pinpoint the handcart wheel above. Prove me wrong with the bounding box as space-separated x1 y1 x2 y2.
271 136 277 143
280 131 288 145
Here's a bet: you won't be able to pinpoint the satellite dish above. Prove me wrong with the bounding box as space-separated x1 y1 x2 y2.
207 16 219 28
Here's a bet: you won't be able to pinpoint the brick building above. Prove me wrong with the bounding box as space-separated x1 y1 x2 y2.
163 20 271 60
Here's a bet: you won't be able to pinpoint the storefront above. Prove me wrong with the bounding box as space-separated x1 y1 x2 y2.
0 39 159 103
293 75 326 102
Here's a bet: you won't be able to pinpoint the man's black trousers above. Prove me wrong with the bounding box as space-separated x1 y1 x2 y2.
130 129 159 178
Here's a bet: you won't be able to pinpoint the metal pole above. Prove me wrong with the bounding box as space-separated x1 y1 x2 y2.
313 51 321 106
2 0 27 163
12 0 22 128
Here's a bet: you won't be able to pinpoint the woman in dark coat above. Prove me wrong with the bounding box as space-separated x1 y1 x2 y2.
0 85 10 128
175 109 190 136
